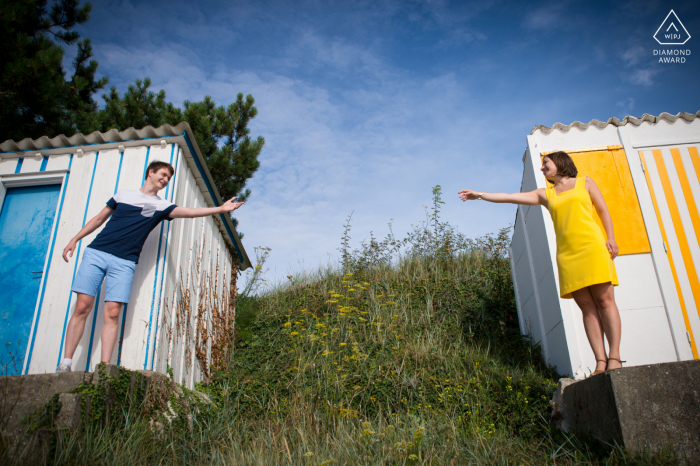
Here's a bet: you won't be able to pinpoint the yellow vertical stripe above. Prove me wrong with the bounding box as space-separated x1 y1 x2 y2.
688 146 700 185
670 148 700 249
644 150 698 358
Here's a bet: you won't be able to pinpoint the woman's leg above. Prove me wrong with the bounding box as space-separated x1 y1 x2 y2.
589 282 622 369
571 286 607 372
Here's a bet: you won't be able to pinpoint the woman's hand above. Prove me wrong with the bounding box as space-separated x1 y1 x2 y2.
606 238 619 260
458 189 546 206
458 189 480 201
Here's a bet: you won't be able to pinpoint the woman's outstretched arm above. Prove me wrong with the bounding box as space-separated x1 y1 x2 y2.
586 177 618 259
458 188 547 206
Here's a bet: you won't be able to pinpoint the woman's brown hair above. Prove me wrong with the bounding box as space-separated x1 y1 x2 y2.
542 151 578 183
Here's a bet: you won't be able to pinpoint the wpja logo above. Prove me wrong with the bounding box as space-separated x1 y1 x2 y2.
653 10 691 63
653 10 690 45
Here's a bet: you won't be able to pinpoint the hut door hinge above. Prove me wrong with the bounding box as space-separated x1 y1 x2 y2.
663 241 668 253
641 160 645 173
688 331 693 344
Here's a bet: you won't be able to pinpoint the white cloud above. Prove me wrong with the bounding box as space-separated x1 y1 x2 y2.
616 97 635 116
625 68 661 86
621 46 646 67
522 3 569 30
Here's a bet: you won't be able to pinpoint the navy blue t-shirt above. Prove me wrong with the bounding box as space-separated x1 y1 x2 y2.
88 190 177 263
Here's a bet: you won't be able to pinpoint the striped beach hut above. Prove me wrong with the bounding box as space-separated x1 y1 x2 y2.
510 111 700 378
0 123 251 388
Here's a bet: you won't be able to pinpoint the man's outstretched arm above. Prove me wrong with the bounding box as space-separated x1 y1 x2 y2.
169 196 244 219
63 206 115 262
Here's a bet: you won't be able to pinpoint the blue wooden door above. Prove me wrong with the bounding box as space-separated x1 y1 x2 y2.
0 184 61 375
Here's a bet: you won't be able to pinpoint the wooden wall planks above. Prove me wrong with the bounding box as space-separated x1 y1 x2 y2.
5 140 236 388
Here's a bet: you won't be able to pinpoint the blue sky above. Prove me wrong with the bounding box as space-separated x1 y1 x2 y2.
73 0 700 285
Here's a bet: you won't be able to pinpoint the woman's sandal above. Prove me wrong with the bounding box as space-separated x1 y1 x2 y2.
606 357 626 371
592 359 607 375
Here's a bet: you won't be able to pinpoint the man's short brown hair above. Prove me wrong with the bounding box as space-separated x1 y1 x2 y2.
542 151 578 183
146 161 174 178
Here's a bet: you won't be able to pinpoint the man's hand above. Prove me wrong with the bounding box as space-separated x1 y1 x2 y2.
63 239 78 262
221 196 244 213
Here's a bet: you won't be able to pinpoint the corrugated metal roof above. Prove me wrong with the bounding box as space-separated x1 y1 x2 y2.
0 123 193 152
0 122 251 270
531 110 700 135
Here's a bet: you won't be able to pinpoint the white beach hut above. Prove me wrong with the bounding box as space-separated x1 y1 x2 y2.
510 111 700 378
0 123 251 388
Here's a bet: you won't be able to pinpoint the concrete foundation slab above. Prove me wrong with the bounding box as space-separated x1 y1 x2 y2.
562 360 700 462
1 371 92 438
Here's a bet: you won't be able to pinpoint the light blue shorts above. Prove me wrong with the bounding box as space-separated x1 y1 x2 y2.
72 248 136 303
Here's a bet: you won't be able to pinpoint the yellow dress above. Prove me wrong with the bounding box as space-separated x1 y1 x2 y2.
545 177 618 299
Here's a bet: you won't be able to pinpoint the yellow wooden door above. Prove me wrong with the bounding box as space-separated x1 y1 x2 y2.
542 145 651 256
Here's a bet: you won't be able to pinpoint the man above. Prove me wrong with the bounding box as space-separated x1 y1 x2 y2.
57 160 243 372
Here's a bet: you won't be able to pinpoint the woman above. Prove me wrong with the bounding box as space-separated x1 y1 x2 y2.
459 151 624 374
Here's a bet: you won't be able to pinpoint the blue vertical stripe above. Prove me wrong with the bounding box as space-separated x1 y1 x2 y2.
14 158 23 173
23 172 70 374
150 147 180 370
143 144 175 369
84 289 103 371
114 151 124 193
84 149 124 370
106 150 125 367
117 147 151 365
142 147 151 182
39 156 48 172
57 152 99 367
116 304 127 366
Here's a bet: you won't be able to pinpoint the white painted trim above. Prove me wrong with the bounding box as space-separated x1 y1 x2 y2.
0 181 6 214
631 136 700 149
618 126 692 360
508 244 526 335
0 170 69 209
0 170 69 187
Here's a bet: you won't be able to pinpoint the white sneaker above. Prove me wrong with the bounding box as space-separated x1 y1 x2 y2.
56 363 72 373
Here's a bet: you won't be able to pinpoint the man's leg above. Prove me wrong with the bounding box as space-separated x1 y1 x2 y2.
60 248 107 371
100 301 124 363
63 292 96 360
102 254 135 364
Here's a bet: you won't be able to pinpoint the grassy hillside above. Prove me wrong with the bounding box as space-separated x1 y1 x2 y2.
3 188 680 465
